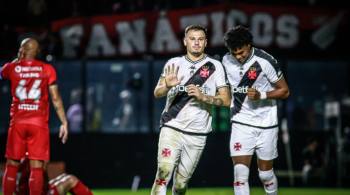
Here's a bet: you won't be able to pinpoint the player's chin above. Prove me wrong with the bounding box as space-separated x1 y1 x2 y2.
191 50 203 55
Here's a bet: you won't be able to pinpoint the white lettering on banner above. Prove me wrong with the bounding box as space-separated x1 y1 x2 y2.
210 12 225 46
60 24 84 58
251 13 274 47
180 14 208 31
226 9 248 30
55 6 308 57
18 104 39 111
87 24 116 56
116 19 146 55
151 17 181 52
276 14 299 48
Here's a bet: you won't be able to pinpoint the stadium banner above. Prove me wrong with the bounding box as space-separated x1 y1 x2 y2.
19 2 349 58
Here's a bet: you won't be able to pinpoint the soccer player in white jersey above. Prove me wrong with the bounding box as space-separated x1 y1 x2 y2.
151 25 231 195
222 25 290 195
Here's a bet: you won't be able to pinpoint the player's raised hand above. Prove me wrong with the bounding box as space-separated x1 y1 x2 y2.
164 63 185 88
187 84 204 100
247 88 260 100
59 124 68 144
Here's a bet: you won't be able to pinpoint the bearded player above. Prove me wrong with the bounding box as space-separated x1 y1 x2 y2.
151 24 231 195
0 38 68 195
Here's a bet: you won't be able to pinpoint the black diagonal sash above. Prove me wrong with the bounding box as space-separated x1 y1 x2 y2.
160 61 216 126
231 61 262 117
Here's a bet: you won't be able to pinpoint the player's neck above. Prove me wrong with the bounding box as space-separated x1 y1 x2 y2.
186 53 206 62
22 56 36 60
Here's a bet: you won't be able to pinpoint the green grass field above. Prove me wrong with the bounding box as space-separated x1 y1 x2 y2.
87 187 349 195
1 187 350 195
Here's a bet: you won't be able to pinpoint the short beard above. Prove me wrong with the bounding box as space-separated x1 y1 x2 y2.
188 49 203 57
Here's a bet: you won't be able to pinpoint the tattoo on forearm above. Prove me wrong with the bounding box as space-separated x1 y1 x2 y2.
55 105 62 111
205 96 213 104
205 96 224 106
213 98 224 106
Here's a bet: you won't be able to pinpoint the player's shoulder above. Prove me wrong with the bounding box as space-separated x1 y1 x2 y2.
3 61 15 68
222 52 237 66
40 61 56 71
253 48 278 67
206 55 221 64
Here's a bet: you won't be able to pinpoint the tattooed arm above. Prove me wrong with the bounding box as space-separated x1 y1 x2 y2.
49 84 68 143
187 85 231 107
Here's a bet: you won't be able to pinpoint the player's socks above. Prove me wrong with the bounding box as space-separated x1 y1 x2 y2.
29 168 43 195
259 169 278 195
69 180 93 195
2 163 18 195
233 164 250 195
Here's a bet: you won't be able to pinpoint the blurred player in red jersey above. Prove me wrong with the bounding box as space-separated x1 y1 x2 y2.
15 158 93 195
0 38 68 195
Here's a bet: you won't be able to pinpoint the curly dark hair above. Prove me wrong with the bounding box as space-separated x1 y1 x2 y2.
185 24 207 38
223 25 253 51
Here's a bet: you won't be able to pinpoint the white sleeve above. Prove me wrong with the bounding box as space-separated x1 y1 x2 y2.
215 62 230 90
264 61 283 83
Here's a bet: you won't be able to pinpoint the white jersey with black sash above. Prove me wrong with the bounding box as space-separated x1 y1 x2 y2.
159 54 229 135
222 48 283 129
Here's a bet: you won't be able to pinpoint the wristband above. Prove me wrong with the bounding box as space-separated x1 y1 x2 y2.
260 92 267 99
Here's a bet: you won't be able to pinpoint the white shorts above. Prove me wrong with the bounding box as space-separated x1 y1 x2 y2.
157 127 207 177
230 123 278 161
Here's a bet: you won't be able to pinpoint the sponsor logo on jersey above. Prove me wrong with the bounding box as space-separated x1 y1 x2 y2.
18 104 39 111
173 84 211 95
232 85 260 93
14 66 42 73
189 65 196 76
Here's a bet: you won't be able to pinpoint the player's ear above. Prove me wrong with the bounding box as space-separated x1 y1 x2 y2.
18 49 25 61
205 38 207 47
183 37 187 46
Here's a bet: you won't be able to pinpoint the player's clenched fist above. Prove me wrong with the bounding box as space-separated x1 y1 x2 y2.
247 88 260 100
187 84 204 100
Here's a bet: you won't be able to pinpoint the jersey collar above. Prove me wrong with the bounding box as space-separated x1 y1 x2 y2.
185 54 207 64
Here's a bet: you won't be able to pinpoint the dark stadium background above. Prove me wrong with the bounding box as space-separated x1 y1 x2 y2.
0 0 349 191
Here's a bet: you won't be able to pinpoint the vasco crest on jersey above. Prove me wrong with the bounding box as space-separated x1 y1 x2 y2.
248 67 257 80
200 66 210 78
